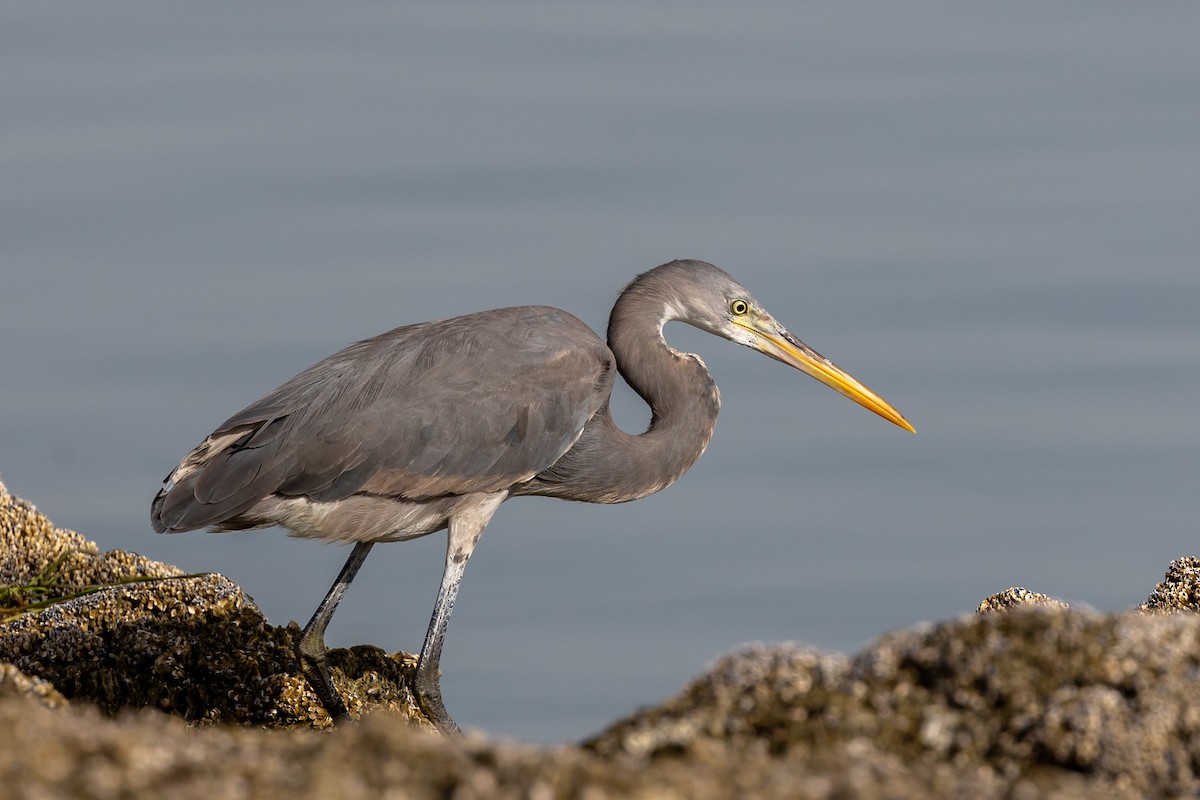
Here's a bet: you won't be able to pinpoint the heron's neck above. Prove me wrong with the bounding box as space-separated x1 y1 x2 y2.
609 285 721 434
524 282 721 503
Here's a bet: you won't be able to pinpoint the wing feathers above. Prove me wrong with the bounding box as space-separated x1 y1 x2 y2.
152 306 614 533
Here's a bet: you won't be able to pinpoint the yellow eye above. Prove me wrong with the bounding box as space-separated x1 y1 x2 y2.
729 299 749 316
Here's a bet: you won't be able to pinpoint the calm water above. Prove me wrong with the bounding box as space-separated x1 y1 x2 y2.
3 3 1199 742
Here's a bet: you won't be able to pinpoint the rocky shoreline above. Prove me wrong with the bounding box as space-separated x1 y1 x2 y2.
3 478 1199 799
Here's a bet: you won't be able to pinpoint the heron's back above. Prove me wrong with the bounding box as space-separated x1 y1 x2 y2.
152 305 615 539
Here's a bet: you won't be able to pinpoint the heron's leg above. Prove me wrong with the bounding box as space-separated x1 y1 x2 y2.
414 553 468 734
298 540 374 723
414 492 505 735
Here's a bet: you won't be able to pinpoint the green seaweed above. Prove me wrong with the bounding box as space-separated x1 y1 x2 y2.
0 547 209 622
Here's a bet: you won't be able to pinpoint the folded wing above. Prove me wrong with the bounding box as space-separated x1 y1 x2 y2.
151 307 614 533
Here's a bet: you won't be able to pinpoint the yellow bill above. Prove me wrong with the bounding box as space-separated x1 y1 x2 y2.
734 315 915 433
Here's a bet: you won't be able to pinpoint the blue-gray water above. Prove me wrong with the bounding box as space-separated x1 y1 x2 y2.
3 3 1198 742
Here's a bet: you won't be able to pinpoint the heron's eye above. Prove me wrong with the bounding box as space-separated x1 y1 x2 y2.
729 299 750 316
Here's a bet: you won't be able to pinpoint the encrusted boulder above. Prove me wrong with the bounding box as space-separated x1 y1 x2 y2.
588 608 1200 796
0 479 425 727
4 477 1200 799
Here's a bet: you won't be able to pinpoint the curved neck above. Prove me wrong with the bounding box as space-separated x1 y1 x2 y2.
524 276 721 503
608 284 719 434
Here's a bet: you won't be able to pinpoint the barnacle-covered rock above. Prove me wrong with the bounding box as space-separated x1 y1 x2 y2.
588 607 1200 797
0 662 67 709
977 586 1070 613
1140 556 1200 612
0 479 425 728
0 480 180 591
5 479 1200 799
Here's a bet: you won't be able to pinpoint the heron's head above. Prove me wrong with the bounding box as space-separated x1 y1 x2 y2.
656 259 914 433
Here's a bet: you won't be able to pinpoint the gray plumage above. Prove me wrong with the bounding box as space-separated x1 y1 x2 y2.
154 306 612 537
152 259 912 733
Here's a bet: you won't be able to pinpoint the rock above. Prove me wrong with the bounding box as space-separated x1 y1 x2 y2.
0 478 181 590
588 608 1200 797
977 586 1070 613
1140 556 1200 612
0 479 427 728
4 477 1200 799
0 662 67 709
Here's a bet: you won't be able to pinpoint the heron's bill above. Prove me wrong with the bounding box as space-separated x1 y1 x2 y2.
737 319 915 433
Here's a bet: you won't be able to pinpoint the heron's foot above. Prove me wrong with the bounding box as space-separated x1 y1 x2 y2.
413 662 460 734
415 686 461 735
297 630 351 724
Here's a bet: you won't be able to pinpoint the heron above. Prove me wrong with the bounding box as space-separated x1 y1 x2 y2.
151 259 913 733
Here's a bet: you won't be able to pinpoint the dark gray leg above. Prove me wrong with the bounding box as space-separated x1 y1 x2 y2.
414 555 468 734
298 541 374 723
413 492 505 735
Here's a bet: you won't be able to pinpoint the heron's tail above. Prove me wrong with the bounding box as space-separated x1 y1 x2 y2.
151 425 273 533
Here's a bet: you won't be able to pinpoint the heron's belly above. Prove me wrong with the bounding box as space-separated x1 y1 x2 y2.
244 493 464 544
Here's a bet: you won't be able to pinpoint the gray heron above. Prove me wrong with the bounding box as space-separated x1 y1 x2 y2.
151 259 913 733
